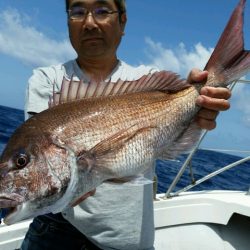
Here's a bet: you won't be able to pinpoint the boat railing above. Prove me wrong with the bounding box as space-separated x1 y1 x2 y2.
165 79 250 198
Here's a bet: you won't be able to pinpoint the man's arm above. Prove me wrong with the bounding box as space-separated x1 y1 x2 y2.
188 69 231 130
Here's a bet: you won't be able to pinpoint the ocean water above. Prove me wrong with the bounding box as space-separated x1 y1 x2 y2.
0 105 250 193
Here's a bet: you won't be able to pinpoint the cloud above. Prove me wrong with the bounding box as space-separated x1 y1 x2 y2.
144 37 213 77
232 81 250 127
0 9 75 67
144 37 250 126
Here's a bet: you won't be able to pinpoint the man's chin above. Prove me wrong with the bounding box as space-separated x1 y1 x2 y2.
79 47 107 59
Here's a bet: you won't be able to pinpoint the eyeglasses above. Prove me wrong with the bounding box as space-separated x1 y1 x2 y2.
68 6 119 22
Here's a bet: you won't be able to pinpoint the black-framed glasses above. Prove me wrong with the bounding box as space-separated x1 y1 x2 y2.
68 6 119 22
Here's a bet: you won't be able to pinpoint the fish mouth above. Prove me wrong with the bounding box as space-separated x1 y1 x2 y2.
0 193 24 224
0 194 24 208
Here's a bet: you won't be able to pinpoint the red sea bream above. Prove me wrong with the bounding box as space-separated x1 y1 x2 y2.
0 0 250 224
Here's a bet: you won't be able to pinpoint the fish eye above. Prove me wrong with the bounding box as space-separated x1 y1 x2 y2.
15 153 29 169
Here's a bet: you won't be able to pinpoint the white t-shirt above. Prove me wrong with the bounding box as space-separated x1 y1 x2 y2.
25 59 157 250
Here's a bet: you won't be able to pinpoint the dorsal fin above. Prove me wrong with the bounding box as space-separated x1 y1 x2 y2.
49 71 189 107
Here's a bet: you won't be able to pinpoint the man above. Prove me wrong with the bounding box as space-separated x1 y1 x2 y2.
21 0 231 249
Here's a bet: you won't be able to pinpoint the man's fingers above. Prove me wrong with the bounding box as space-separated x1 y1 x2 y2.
197 109 219 121
189 70 232 131
195 109 219 131
196 95 230 111
195 117 217 131
187 69 208 83
200 86 231 99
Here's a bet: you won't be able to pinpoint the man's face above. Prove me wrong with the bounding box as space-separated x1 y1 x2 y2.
67 0 126 60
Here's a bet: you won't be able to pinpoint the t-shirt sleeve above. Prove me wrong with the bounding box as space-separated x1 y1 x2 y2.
24 68 53 120
24 65 65 120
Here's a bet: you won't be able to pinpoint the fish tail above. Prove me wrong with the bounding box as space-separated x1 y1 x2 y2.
205 0 250 86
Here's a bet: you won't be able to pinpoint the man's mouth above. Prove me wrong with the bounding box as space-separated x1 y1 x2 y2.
82 37 103 42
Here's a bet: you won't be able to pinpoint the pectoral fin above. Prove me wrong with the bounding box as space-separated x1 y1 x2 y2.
76 125 156 174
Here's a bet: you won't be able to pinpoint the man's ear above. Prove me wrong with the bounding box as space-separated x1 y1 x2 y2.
120 13 127 35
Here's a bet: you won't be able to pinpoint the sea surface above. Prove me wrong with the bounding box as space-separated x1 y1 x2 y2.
0 105 250 193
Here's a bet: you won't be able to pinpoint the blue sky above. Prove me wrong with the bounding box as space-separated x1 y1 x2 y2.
0 0 249 156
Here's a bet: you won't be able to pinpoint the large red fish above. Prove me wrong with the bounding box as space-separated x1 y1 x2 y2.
0 0 250 224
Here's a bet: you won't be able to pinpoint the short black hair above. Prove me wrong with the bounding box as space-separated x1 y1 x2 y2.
65 0 126 16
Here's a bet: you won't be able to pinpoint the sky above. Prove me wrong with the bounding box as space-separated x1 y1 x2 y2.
0 0 249 157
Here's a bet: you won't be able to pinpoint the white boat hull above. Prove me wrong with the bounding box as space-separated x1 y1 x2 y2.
0 190 250 249
154 190 250 250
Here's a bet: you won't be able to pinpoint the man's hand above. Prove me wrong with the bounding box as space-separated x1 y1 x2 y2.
188 69 231 130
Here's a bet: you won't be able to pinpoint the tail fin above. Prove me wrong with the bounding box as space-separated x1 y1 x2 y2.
205 0 250 86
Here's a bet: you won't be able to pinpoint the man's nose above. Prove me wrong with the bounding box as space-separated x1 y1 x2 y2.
83 13 98 30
